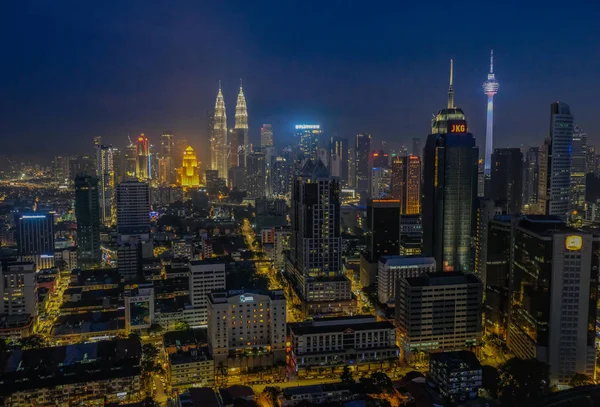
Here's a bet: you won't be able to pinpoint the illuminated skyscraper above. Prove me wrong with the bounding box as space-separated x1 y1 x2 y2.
287 159 353 315
538 102 574 221
75 174 101 264
423 60 479 272
483 50 499 177
246 151 266 198
571 126 587 210
159 132 175 185
355 133 371 193
296 124 322 162
180 146 200 188
235 79 249 165
390 155 421 215
489 148 523 214
95 144 116 225
211 81 228 180
135 134 149 180
261 124 273 147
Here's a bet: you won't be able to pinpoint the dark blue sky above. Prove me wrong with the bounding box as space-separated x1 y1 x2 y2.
1 1 599 162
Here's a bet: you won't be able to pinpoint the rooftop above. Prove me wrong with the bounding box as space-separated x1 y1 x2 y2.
380 256 436 267
289 320 395 336
405 271 481 287
429 350 481 369
0 338 141 396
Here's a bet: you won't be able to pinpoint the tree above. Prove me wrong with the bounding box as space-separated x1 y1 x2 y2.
149 323 164 334
174 321 190 331
371 371 393 394
569 373 594 387
498 358 550 406
340 365 354 385
481 365 499 398
20 334 47 350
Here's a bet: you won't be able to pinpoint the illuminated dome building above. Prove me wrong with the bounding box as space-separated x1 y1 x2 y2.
180 146 200 188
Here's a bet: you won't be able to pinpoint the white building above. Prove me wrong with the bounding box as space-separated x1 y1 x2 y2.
0 262 37 317
289 316 398 371
207 290 286 365
377 256 436 305
189 259 226 325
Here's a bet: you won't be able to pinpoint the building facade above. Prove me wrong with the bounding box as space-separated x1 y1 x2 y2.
288 316 398 372
207 290 286 366
538 102 574 221
75 174 101 265
507 216 598 384
377 256 436 305
395 272 483 361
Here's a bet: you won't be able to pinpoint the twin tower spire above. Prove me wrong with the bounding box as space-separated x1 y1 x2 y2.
214 79 248 130
211 80 249 179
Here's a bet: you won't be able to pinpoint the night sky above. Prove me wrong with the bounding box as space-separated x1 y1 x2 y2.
1 1 599 163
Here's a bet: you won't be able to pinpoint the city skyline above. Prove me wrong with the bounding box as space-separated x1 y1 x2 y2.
1 2 599 161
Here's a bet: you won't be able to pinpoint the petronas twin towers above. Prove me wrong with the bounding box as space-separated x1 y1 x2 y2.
210 80 248 180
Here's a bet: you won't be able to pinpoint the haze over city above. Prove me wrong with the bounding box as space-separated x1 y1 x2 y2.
1 1 599 160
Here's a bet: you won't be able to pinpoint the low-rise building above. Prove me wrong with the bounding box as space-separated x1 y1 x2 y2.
428 351 482 403
0 338 142 406
289 316 398 372
278 383 352 407
168 347 214 389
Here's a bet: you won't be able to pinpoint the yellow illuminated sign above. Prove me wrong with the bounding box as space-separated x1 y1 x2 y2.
565 235 582 251
450 124 466 133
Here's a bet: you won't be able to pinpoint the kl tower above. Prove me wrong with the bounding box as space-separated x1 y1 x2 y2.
483 49 499 178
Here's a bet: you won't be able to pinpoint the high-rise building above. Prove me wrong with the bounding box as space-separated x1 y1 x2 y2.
523 147 540 209
473 198 503 285
229 128 246 169
330 137 348 185
271 156 291 198
179 146 201 188
211 82 228 180
16 213 54 269
400 214 423 255
159 132 175 185
571 126 587 210
189 259 226 325
366 199 400 261
586 145 598 175
135 134 149 180
296 124 322 162
369 167 392 198
422 60 479 272
261 124 273 147
483 50 499 177
95 144 116 225
287 159 354 315
116 179 150 235
246 151 266 198
507 216 597 384
538 102 574 221
390 155 421 214
355 133 371 193
484 215 513 340
124 142 137 179
75 174 101 265
395 272 483 361
489 148 523 214
235 79 249 164
52 156 71 186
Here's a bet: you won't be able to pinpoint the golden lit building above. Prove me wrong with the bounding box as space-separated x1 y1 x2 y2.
179 146 200 187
